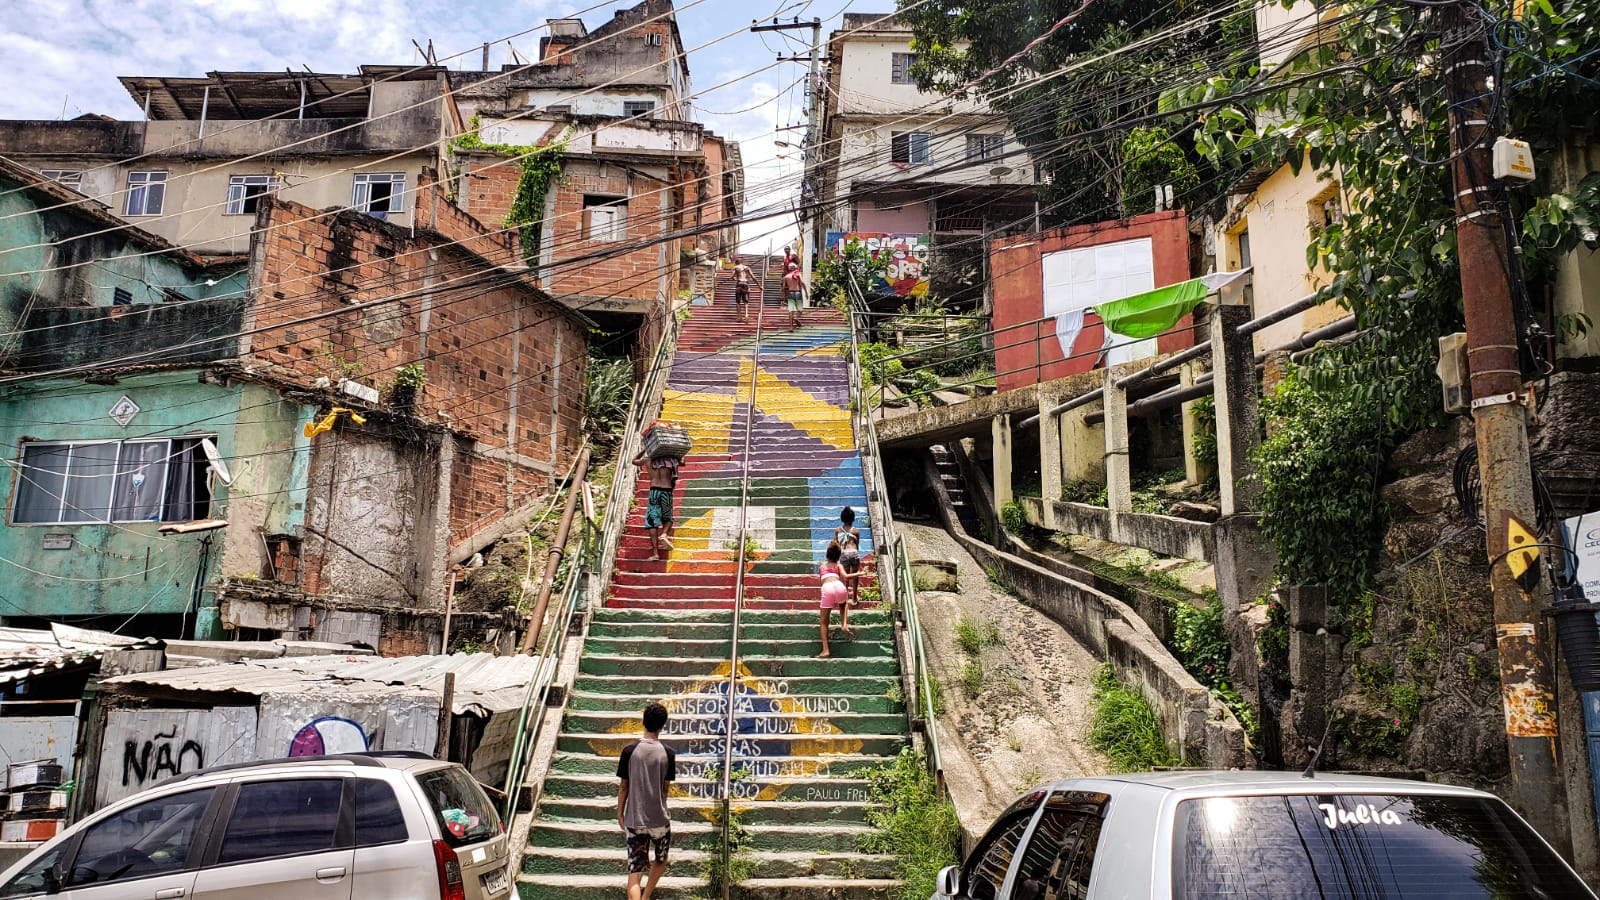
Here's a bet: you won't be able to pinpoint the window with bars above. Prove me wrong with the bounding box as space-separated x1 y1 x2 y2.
623 100 656 118
966 133 1005 162
124 171 167 216
890 131 931 165
12 438 214 525
891 52 918 84
39 169 83 188
225 175 280 216
353 173 406 218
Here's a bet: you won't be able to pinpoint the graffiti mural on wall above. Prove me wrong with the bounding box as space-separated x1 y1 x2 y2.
97 708 257 806
288 716 371 756
825 232 930 298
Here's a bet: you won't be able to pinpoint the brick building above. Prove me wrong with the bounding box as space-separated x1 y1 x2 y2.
451 0 742 355
0 159 585 650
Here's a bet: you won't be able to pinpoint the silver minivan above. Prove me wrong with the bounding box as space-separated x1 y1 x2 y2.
0 753 510 900
933 771 1595 900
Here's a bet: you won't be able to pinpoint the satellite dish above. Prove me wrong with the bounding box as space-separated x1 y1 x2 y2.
990 166 1013 180
200 437 233 486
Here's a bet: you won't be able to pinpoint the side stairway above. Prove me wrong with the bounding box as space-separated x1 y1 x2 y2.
517 283 905 897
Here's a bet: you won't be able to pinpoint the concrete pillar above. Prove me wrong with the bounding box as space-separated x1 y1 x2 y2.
1061 403 1105 483
992 414 1013 510
1211 304 1261 515
1038 388 1065 529
1180 360 1210 486
1102 372 1131 544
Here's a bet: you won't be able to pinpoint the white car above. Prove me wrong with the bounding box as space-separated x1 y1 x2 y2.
933 771 1595 900
0 752 511 900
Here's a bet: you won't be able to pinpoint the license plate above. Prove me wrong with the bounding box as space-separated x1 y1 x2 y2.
482 868 509 896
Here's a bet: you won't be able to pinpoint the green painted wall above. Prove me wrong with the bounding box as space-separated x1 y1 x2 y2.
0 372 307 635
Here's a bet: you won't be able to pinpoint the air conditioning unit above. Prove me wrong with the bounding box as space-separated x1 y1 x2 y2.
1437 332 1472 414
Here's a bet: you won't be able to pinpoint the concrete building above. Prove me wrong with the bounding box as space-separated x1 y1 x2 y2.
0 68 452 258
817 13 1040 305
450 0 741 352
0 159 586 649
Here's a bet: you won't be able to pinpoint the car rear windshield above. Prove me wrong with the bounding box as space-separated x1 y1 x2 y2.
1173 793 1590 899
415 766 500 848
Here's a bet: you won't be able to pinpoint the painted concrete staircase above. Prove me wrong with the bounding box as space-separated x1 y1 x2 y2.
517 282 905 898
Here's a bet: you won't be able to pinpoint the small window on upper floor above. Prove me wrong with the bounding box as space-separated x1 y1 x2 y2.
967 134 1005 163
125 171 166 216
644 32 662 46
225 174 280 216
547 104 572 116
39 169 82 188
891 52 918 84
583 195 628 242
623 100 656 118
890 131 931 165
353 172 406 219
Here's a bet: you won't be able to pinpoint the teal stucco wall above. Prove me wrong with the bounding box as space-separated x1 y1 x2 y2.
0 372 307 636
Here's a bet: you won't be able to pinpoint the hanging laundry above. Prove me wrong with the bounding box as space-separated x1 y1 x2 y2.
1094 269 1253 339
1054 308 1087 360
303 407 367 439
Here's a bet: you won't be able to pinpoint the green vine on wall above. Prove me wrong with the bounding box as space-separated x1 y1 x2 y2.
452 116 567 265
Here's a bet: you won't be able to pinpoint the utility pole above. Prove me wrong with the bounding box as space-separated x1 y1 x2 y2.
1441 2 1571 853
752 16 824 288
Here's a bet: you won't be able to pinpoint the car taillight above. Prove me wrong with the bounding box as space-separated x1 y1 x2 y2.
433 839 466 900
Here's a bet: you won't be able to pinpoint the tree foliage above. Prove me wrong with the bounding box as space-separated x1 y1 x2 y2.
895 0 1248 223
1173 1 1600 597
813 238 891 309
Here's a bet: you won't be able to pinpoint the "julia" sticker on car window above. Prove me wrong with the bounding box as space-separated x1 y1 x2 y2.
1320 802 1403 829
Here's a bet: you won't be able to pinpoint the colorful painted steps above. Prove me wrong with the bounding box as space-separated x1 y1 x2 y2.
516 265 904 898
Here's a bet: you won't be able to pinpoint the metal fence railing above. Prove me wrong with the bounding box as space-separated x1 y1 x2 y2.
844 272 945 794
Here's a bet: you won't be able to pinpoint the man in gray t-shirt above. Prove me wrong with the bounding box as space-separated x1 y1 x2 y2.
617 702 676 900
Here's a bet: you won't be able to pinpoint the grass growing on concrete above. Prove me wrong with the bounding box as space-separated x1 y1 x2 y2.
960 659 985 697
1089 663 1179 772
697 786 756 895
953 615 1001 655
860 749 961 900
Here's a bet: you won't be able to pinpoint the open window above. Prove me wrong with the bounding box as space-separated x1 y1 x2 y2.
225 175 280 215
583 195 628 242
13 437 216 525
353 173 406 219
890 132 931 165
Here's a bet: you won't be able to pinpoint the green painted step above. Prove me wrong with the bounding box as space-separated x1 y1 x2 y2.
568 690 903 714
555 732 909 757
541 796 874 826
520 847 896 879
579 654 898 678
580 637 894 660
565 673 899 697
562 709 907 736
517 874 898 900
525 819 878 854
587 620 894 642
545 752 894 779
540 773 875 801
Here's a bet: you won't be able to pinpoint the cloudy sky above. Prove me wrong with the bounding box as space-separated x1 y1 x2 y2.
0 0 882 249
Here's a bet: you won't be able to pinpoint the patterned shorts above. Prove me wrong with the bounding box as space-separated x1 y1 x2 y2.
787 290 803 312
626 826 672 873
646 487 674 530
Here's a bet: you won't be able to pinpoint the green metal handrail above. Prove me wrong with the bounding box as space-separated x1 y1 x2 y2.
842 273 945 792
500 311 682 823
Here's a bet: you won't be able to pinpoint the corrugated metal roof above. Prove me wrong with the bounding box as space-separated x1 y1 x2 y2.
0 624 153 688
104 653 548 716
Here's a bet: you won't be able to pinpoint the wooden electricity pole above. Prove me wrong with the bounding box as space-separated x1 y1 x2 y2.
1441 2 1570 853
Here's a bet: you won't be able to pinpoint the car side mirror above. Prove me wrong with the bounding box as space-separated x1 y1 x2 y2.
937 864 962 897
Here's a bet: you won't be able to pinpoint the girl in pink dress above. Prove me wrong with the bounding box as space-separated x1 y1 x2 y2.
818 541 854 658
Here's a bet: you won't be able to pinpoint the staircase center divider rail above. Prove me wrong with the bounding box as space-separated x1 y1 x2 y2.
843 271 945 793
717 255 769 900
501 515 593 822
499 308 681 823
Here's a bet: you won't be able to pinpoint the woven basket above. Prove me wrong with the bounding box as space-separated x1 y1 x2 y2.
643 424 692 460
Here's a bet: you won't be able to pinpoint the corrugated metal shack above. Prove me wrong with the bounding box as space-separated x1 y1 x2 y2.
92 653 546 808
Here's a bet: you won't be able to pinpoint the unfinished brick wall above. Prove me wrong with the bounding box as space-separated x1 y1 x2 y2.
248 188 586 559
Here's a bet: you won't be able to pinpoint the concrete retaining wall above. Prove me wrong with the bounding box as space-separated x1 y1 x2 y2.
1016 496 1215 562
921 452 1247 767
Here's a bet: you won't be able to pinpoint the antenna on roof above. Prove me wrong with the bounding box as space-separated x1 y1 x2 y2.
1302 710 1335 779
